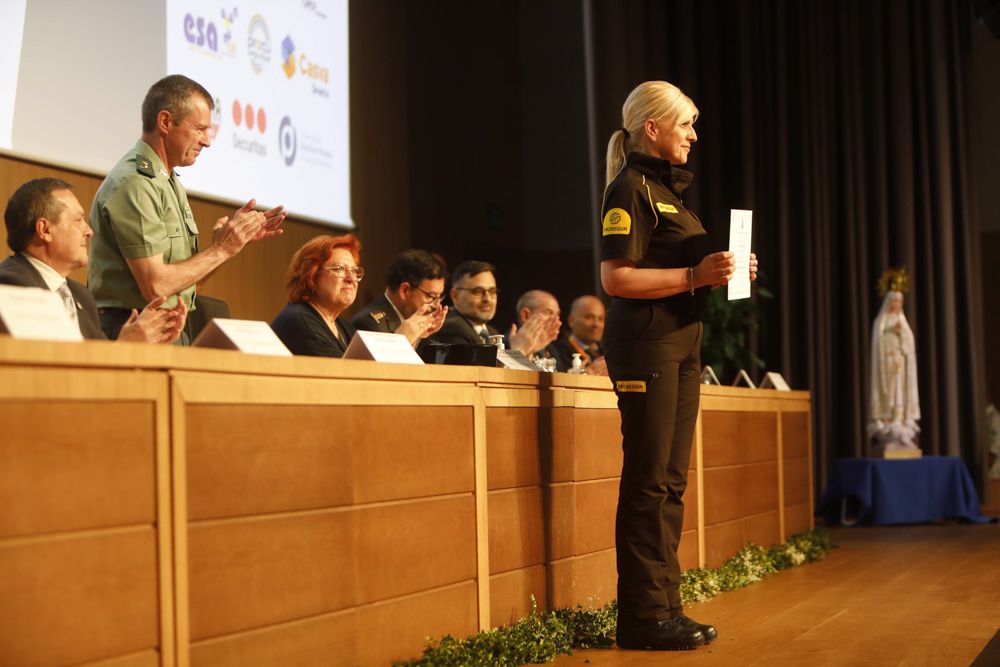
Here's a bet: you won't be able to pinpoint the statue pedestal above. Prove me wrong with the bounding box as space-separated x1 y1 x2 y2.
820 456 992 525
875 447 923 460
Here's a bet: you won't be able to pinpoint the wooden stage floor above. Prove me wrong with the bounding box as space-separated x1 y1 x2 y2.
555 523 1000 666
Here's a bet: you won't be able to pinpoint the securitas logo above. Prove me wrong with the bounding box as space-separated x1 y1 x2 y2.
280 34 330 98
247 15 271 75
232 100 267 134
279 116 297 166
281 35 296 79
231 99 267 157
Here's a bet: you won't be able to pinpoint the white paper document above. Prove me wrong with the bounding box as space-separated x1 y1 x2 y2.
343 330 424 365
192 318 292 356
728 209 753 301
0 285 83 341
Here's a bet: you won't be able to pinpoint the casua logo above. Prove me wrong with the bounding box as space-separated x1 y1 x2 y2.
281 35 296 79
231 100 267 134
184 13 218 52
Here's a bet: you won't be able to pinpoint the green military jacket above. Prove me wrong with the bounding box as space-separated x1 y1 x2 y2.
88 139 200 310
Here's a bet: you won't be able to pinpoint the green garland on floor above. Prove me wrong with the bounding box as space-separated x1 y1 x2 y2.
396 527 832 667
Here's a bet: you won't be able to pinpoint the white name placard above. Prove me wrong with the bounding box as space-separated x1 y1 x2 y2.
728 208 753 301
759 371 791 391
343 330 424 365
496 348 540 371
192 318 292 356
0 285 82 341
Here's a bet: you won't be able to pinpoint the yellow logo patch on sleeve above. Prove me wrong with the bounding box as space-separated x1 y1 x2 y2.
602 208 632 236
615 380 647 393
656 202 678 214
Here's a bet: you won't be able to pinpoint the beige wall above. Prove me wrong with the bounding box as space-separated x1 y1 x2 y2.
0 1 410 324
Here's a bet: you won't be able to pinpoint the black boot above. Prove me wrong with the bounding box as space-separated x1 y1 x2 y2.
675 614 718 642
616 617 706 650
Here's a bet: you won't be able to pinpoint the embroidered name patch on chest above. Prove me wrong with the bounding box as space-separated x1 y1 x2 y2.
656 202 678 214
602 208 632 235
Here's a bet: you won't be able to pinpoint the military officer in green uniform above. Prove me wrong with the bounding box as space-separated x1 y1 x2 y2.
88 74 286 342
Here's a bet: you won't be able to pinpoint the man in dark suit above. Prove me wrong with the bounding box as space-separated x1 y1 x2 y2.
432 260 559 355
1 178 186 343
548 294 608 374
350 249 447 345
512 289 563 366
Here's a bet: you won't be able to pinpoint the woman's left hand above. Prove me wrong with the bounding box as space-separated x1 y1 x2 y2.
749 252 759 282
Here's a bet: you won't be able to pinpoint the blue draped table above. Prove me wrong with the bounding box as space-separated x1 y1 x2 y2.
820 456 993 526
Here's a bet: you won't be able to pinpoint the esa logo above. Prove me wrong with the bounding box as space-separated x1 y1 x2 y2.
184 13 218 52
184 9 237 56
279 116 297 166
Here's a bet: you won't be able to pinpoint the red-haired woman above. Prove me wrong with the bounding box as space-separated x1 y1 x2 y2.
271 234 363 357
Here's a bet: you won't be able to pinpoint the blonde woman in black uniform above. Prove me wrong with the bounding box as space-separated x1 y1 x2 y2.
601 80 758 651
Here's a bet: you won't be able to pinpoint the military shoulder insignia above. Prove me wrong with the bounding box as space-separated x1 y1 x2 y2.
370 311 386 323
656 202 678 214
136 157 155 178
602 207 632 236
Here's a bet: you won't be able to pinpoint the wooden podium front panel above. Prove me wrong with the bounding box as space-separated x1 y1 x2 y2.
701 410 782 568
174 370 480 666
0 340 816 663
487 388 624 623
782 411 814 536
485 401 546 624
0 365 171 667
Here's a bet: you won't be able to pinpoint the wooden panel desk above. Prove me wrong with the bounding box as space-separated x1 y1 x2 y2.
0 337 812 666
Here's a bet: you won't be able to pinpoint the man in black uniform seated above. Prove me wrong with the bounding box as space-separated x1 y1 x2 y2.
350 249 447 346
0 178 186 343
432 261 558 356
548 294 608 374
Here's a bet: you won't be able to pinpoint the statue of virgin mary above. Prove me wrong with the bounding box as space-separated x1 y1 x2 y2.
867 269 920 454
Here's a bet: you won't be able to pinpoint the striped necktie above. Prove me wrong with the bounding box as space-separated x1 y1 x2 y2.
55 283 79 327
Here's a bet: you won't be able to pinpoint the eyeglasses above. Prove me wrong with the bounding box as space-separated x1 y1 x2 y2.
455 286 499 299
320 264 365 281
412 284 444 303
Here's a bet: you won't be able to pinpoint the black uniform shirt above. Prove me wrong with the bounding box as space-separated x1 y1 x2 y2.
600 151 713 318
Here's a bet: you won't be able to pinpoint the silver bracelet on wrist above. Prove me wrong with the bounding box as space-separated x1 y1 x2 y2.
688 267 695 295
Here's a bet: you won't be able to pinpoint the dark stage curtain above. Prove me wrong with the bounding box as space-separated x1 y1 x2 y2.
586 0 988 494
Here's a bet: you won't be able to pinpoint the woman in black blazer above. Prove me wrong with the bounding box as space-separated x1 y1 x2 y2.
271 234 363 357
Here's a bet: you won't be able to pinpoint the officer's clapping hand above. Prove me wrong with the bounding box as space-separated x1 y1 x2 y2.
252 204 286 241
509 311 560 357
694 251 736 288
117 296 188 344
211 199 267 257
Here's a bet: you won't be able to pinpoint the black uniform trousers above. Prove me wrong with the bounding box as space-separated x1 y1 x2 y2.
603 300 703 629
